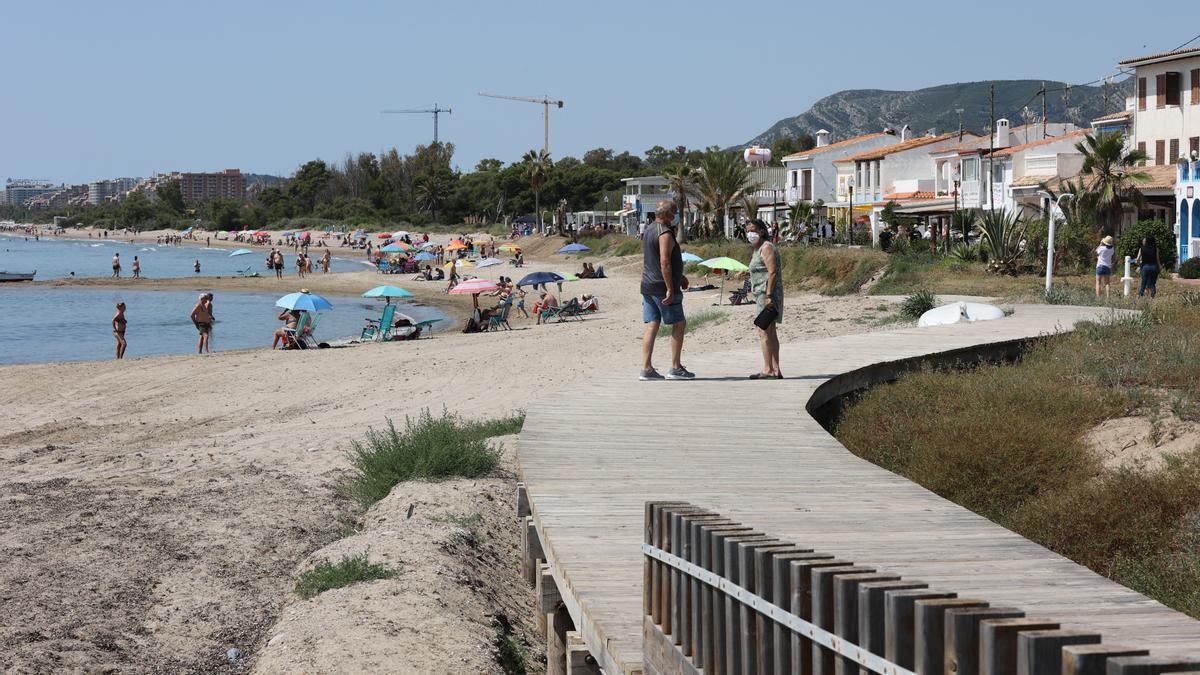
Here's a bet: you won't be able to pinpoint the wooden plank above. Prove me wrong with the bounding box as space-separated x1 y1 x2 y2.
548 604 576 675
1062 645 1150 675
1014 629 1100 675
523 516 544 587
944 607 1025 675
1104 656 1200 674
702 524 754 675
790 558 851 675
722 533 773 675
884 589 955 669
567 631 603 675
914 598 988 675
774 552 834 675
858 580 928 666
978 618 1060 675
517 481 531 518
689 517 735 670
832 573 900 675
537 564 562 636
811 566 874 675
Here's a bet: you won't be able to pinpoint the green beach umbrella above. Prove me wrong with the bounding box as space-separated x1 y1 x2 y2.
362 285 414 305
699 257 749 305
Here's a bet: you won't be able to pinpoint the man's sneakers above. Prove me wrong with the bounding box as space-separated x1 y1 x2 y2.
666 366 696 380
639 368 665 381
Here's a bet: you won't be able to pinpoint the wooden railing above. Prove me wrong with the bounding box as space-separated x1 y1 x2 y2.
642 502 1200 675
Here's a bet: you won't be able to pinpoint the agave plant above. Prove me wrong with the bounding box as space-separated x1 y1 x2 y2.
976 208 1026 275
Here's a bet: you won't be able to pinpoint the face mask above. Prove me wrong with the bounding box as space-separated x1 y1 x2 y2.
746 232 761 244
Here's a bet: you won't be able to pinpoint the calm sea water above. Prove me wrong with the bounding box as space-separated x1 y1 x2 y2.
0 233 373 279
0 287 445 364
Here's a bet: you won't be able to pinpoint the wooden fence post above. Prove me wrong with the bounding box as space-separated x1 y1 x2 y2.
977 617 1059 675
858 580 928 667
736 539 789 674
1014 629 1100 675
566 631 602 675
789 558 851 675
516 481 530 518
547 602 575 675
522 516 544 587
884 589 955 669
913 598 987 675
1103 656 1200 674
832 573 899 675
1061 645 1150 675
943 607 1024 675
702 524 754 675
754 545 811 675
689 518 736 671
536 564 561 637
811 565 874 675
773 552 835 675
721 533 773 675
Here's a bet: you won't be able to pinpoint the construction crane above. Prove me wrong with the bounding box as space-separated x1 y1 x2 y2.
380 103 451 144
478 93 564 155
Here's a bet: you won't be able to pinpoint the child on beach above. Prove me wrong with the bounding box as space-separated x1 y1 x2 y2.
515 287 529 318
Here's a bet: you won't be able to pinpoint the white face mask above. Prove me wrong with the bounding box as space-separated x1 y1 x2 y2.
746 232 761 244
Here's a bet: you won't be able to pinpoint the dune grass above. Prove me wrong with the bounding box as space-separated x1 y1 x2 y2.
835 303 1200 617
337 409 524 509
657 309 727 337
294 553 397 599
679 240 887 295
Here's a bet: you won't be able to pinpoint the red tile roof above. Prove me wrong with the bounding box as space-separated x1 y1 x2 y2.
835 132 974 163
780 132 890 161
883 191 936 200
1118 46 1200 66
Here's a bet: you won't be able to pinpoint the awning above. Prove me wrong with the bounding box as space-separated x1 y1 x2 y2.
614 208 637 217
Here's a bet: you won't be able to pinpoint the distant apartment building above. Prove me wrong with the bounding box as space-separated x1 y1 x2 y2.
1120 46 1200 166
4 179 59 207
88 177 141 205
180 169 246 202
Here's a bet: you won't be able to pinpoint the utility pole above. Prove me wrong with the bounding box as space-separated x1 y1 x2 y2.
478 93 564 155
988 83 995 213
956 108 965 142
1041 82 1047 139
381 104 452 144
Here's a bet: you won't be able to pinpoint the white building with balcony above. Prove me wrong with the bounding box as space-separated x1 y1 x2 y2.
781 129 898 207
1119 46 1200 166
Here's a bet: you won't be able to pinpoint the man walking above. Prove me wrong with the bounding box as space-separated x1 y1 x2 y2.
640 200 693 380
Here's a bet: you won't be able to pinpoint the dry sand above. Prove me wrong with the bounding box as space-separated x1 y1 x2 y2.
0 238 898 673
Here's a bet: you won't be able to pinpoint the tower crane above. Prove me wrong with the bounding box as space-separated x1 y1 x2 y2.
478 93 564 155
380 103 452 144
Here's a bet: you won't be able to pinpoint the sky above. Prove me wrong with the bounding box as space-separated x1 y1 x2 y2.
2 0 1194 186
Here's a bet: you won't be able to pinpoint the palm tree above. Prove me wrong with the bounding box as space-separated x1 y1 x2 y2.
662 163 695 243
784 201 814 242
522 149 553 231
414 171 453 222
1075 132 1149 236
691 150 758 239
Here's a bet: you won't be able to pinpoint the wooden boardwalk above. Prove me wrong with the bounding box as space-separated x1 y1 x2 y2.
516 304 1200 674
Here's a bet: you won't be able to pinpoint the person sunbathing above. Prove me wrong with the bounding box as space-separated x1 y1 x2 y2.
272 309 300 349
580 294 599 312
535 291 558 325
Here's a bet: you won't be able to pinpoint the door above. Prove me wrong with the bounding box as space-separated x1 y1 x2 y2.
1183 200 1192 263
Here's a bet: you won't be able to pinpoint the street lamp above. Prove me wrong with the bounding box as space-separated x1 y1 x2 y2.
773 182 781 234
603 194 609 230
1039 190 1073 293
847 177 856 245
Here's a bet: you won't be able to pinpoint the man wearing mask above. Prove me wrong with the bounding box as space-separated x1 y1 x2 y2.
639 200 693 380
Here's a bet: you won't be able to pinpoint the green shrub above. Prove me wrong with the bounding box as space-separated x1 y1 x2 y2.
295 553 397 599
1179 257 1200 279
899 289 937 319
1119 219 1177 269
337 409 522 509
949 242 980 263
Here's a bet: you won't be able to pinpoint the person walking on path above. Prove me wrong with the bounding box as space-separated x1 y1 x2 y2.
111 253 121 278
190 294 213 354
746 219 783 379
112 302 127 359
1095 235 1115 300
639 200 693 380
1136 236 1160 298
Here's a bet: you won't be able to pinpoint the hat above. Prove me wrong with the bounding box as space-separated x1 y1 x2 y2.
1101 235 1114 246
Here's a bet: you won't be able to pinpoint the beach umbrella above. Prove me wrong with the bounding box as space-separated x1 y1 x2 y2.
276 291 334 312
476 257 503 268
517 271 564 287
254 230 268 236
300 231 311 241
362 285 414 304
446 241 468 251
376 232 392 239
392 230 409 238
414 251 437 261
449 278 499 295
681 251 703 263
420 241 437 249
444 259 473 268
229 248 254 257
699 257 749 305
355 232 369 238
498 243 522 252
559 243 590 254
380 244 406 253
182 226 193 233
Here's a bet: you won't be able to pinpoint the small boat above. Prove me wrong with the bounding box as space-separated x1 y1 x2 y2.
0 270 36 282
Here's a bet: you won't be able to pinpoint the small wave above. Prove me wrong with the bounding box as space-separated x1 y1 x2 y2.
90 244 104 247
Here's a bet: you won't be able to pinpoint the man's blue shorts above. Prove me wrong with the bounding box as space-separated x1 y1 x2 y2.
643 293 685 325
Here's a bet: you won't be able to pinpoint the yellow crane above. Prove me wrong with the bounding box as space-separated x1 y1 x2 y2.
380 103 451 144
478 93 564 155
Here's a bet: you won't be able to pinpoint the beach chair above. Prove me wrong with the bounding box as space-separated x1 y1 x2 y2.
488 298 514 331
361 304 397 342
729 279 752 305
282 313 316 349
298 314 322 349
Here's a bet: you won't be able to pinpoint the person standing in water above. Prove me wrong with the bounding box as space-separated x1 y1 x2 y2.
112 253 121 278
112 302 127 359
190 294 213 354
132 255 141 279
321 249 331 273
194 259 201 274
272 250 285 279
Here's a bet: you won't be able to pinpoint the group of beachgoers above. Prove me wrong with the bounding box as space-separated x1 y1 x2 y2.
110 252 143 279
262 248 331 279
110 292 215 359
459 275 601 333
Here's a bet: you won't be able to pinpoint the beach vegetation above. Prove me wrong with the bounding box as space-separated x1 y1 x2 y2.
1074 131 1150 236
294 553 398 599
898 289 936 319
1118 219 1177 269
835 302 1200 617
658 309 727 337
337 409 523 509
493 617 530 674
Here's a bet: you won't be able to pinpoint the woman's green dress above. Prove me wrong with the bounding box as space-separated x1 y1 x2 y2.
749 243 783 324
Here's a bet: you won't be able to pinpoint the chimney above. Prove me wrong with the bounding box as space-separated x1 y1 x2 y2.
815 129 831 147
993 118 1011 149
900 124 913 142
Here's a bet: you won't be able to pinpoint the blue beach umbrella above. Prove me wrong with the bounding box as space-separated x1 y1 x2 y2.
681 251 703 263
558 243 590 254
229 248 254 257
517 271 565 287
276 291 334 312
362 285 414 304
414 251 437 261
380 244 406 253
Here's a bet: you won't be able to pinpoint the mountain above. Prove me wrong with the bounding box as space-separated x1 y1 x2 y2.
743 79 1133 147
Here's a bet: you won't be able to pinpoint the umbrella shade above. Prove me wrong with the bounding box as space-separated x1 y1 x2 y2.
446 240 468 250
559 243 590 253
475 257 503 268
681 252 704 263
420 241 437 249
700 256 750 272
444 259 473 268
276 291 334 312
498 243 522 252
380 244 406 253
355 233 369 238
449 279 499 295
362 285 414 299
376 232 392 239
389 241 416 250
517 271 565 287
254 230 268 236
414 251 437 261
229 248 254 257
300 231 311 240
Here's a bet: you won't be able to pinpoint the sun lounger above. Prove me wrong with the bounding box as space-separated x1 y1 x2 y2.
361 304 397 342
488 297 514 331
282 312 319 349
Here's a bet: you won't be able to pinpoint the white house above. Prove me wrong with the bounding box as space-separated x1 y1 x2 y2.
1119 46 1200 166
781 129 899 207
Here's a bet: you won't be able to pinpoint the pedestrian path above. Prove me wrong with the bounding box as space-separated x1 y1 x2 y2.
516 305 1200 674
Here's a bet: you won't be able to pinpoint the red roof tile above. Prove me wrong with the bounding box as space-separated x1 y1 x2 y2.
835 132 974 163
781 132 890 161
1118 46 1200 66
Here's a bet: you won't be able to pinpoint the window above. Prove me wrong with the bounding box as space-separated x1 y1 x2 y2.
1157 74 1166 108
1171 138 1181 164
801 169 813 201
1193 69 1200 105
1138 141 1147 166
789 171 797 188
1138 77 1147 110
873 162 880 189
1191 137 1200 159
1156 139 1166 166
962 158 978 181
1166 71 1182 106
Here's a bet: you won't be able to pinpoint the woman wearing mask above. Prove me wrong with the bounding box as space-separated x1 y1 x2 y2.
746 219 783 379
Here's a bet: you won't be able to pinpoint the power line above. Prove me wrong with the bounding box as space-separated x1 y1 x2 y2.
1170 32 1200 52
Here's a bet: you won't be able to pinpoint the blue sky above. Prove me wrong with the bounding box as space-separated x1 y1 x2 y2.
2 0 1191 185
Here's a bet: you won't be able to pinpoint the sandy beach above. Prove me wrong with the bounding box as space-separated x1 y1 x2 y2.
0 236 900 672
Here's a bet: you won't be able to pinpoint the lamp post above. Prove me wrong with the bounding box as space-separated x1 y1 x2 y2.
773 182 781 235
603 194 609 230
952 166 962 245
847 177 856 246
1039 190 1073 293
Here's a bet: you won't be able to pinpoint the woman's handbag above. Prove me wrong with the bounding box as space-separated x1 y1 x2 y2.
753 304 779 329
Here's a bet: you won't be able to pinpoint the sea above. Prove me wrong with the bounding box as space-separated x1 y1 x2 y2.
0 234 445 364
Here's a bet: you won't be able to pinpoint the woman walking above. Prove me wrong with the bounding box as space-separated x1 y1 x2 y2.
746 219 783 379
112 302 127 359
1136 236 1160 298
1095 235 1115 300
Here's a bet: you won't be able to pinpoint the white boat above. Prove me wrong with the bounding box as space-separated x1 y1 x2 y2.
0 270 36 282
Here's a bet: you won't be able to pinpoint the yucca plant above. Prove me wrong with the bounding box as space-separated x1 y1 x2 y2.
976 208 1026 275
949 241 980 263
